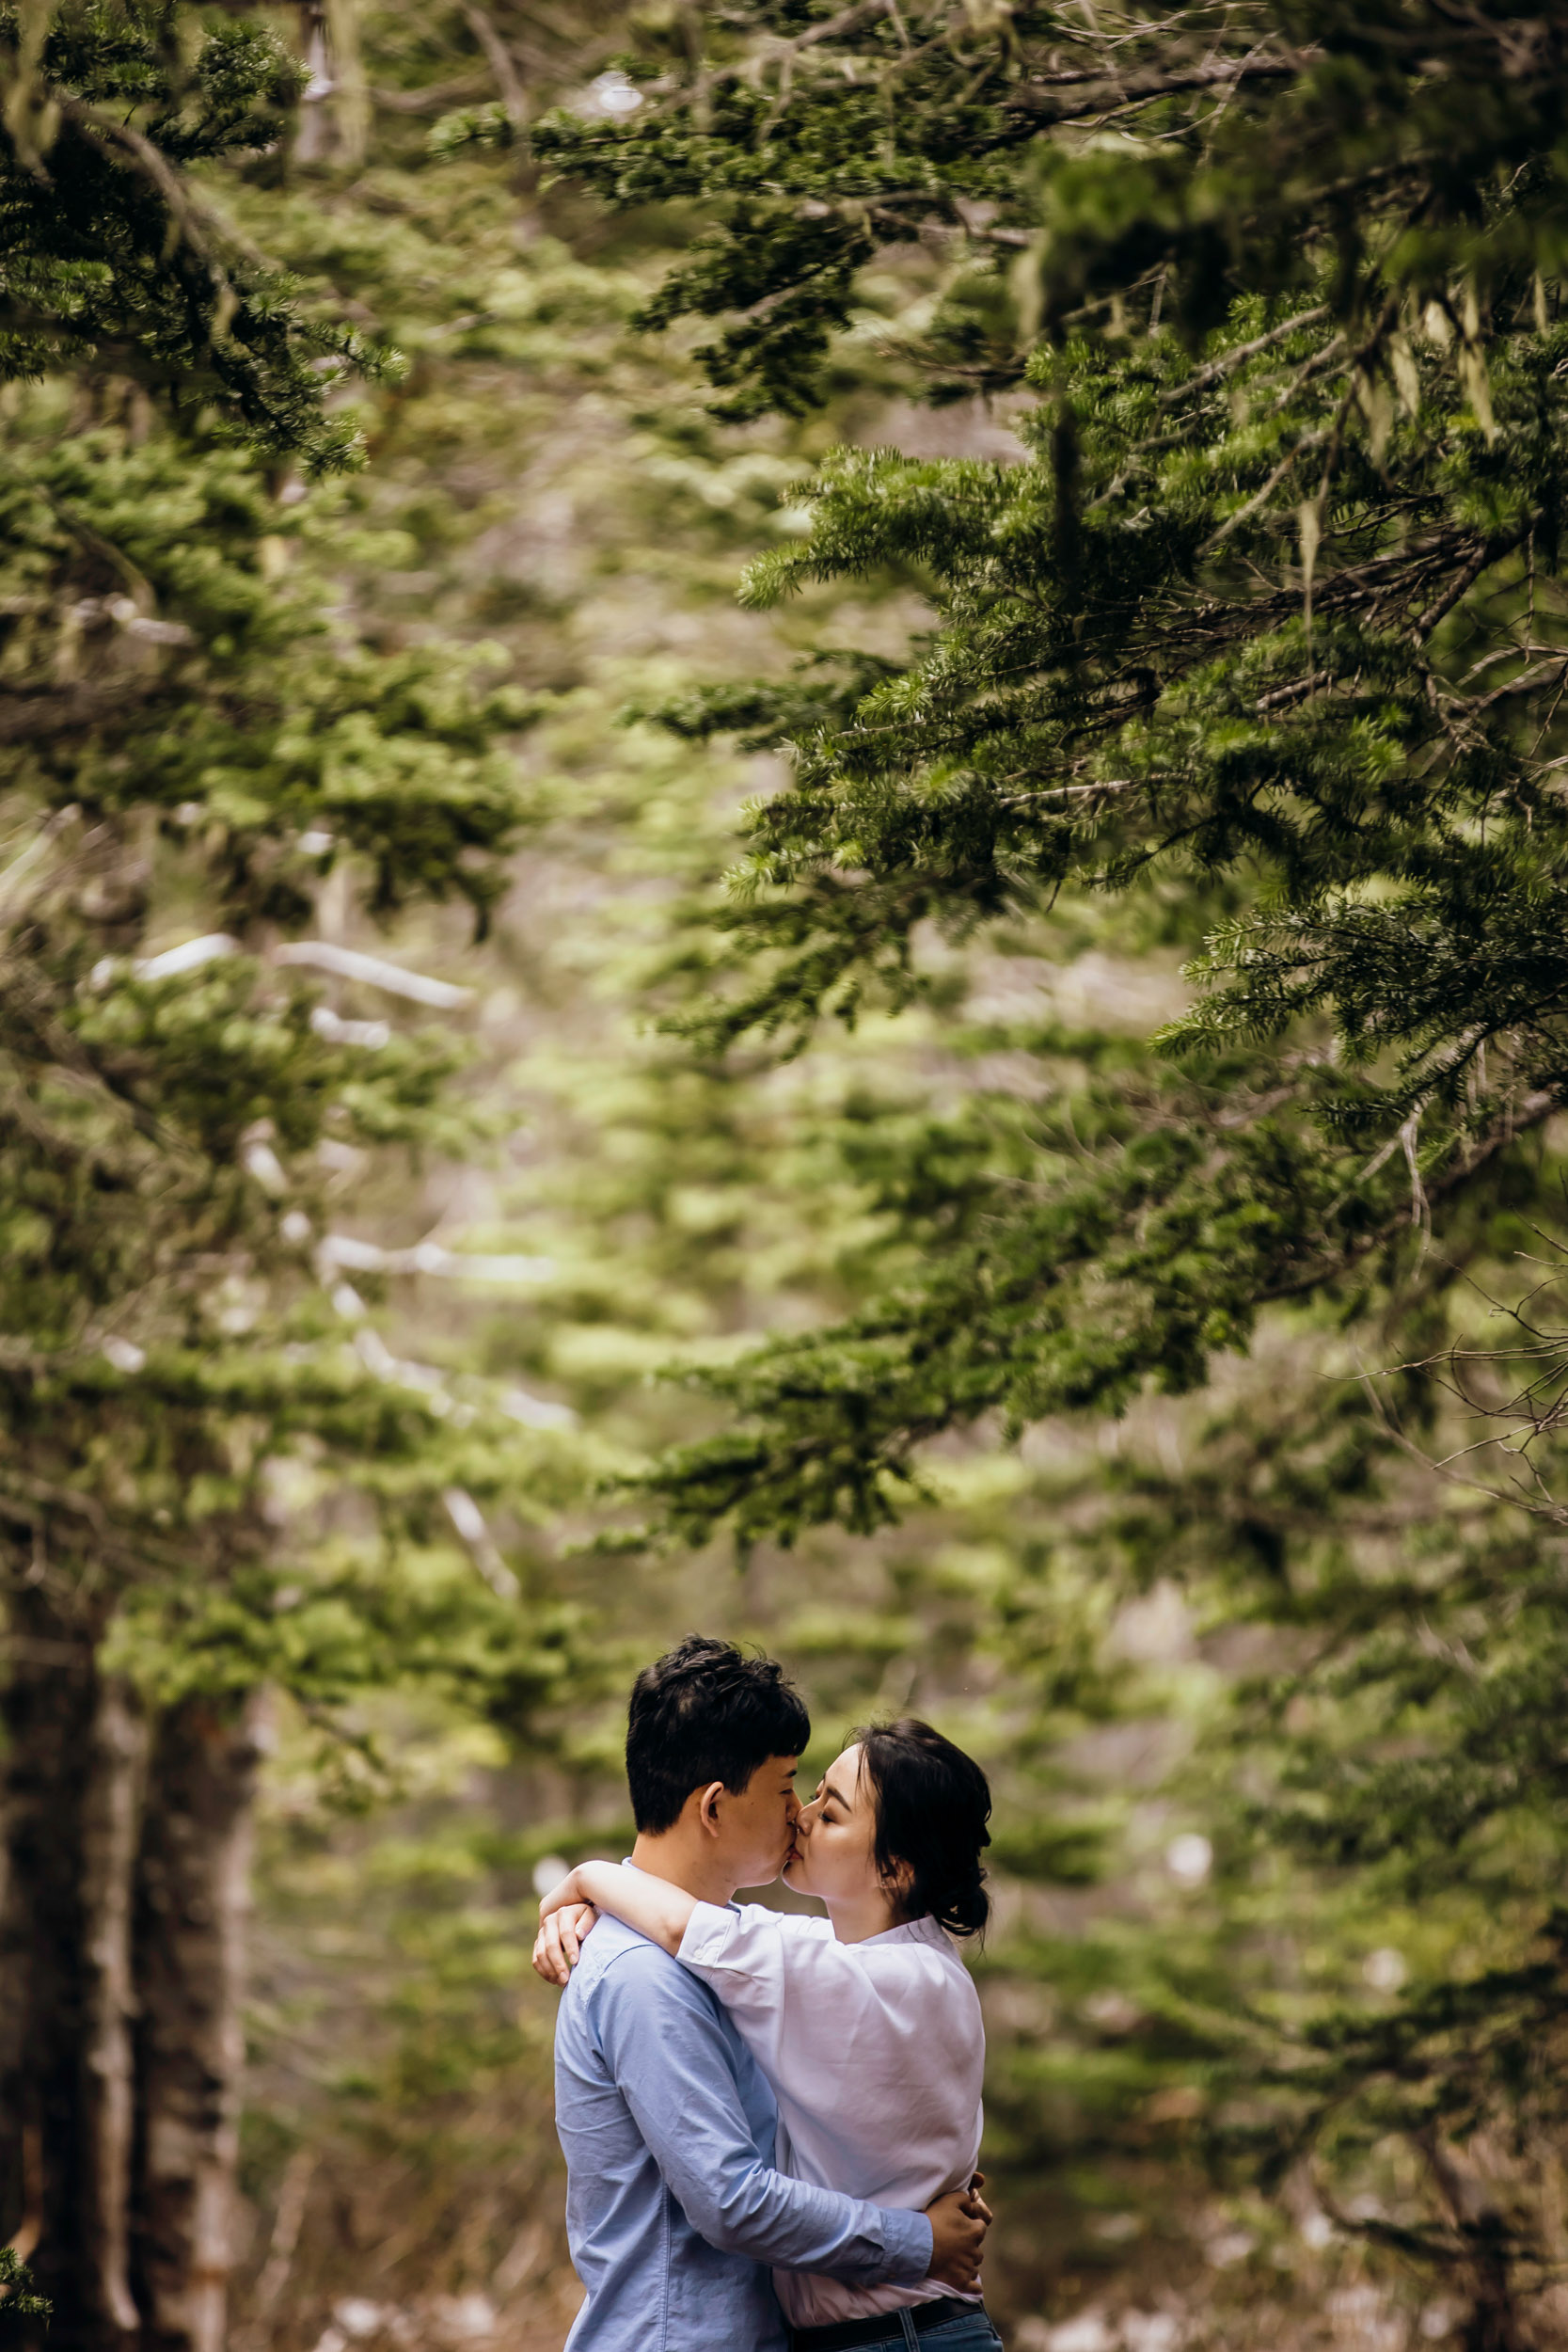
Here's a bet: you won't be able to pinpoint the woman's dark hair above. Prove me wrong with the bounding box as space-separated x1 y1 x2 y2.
853 1718 991 1940
626 1635 811 1835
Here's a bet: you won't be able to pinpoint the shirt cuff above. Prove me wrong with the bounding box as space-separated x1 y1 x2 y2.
881 2207 933 2284
677 1900 738 1968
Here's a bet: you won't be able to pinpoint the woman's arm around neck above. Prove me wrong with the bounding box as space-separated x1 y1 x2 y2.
541 1859 697 1955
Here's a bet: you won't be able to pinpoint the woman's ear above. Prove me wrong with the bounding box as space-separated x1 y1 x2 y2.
880 1854 916 1911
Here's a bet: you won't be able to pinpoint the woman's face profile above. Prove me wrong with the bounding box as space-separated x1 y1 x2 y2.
784 1742 881 1903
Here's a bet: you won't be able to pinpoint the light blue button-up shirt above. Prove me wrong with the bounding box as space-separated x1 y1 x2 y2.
555 1912 935 2352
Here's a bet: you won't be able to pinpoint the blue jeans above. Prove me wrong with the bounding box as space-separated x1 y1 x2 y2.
860 2314 1005 2351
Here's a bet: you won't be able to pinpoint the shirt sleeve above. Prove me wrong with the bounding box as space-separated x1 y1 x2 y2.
594 1941 931 2286
678 1901 908 2087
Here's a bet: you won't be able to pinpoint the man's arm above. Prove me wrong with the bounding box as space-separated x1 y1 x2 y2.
594 1942 940 2287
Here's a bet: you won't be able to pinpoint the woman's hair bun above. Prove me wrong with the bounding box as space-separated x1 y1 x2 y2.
853 1717 992 1941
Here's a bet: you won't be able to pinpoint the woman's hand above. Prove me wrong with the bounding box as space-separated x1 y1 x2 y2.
532 1900 598 1987
536 1858 695 1957
538 1866 586 1918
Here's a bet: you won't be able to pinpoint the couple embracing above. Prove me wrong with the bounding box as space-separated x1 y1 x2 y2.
531 1635 1004 2352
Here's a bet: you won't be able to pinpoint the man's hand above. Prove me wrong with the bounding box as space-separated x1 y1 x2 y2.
531 1901 598 1987
925 2173 991 2291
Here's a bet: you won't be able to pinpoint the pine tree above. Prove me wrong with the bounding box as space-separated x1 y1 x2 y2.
0 12 578 2348
527 0 1568 1532
527 5 1568 2339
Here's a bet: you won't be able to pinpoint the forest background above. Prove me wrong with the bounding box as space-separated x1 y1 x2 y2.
7 8 1568 2352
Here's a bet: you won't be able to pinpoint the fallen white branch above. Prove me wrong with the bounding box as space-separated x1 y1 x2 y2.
501 1384 577 1432
273 940 472 1009
352 1325 451 1417
319 1234 555 1283
135 932 240 981
125 933 472 1011
242 1136 288 1196
310 1005 391 1049
442 1485 520 1600
417 1244 557 1282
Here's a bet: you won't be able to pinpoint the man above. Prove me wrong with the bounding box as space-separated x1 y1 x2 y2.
544 1636 990 2351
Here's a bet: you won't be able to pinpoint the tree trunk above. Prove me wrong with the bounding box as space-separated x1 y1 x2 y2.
131 1694 265 2352
1418 2133 1530 2352
0 1586 147 2352
1 1604 267 2352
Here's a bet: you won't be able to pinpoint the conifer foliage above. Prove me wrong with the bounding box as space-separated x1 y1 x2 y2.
1 0 374 469
539 4 1568 2339
0 12 559 2350
543 0 1568 1528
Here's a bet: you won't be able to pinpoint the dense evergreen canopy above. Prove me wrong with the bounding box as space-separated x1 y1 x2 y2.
529 1 1568 1544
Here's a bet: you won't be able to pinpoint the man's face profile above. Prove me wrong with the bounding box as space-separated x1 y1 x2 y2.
721 1753 801 1888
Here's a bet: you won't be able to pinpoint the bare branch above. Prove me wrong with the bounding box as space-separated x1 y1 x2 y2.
461 4 527 123
1005 49 1309 123
0 677 171 745
1412 529 1532 644
370 74 490 115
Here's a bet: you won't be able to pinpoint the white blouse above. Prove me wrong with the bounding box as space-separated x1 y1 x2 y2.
677 1901 985 2329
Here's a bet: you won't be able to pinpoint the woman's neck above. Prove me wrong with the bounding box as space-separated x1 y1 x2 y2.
824 1886 906 1946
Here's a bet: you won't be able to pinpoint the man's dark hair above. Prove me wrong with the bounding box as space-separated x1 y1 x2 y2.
626 1636 810 1835
854 1718 992 1940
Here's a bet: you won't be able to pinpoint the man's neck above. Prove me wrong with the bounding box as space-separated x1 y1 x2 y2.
628 1828 736 1909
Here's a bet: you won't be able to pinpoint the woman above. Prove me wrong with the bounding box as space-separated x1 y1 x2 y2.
533 1717 1004 2352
